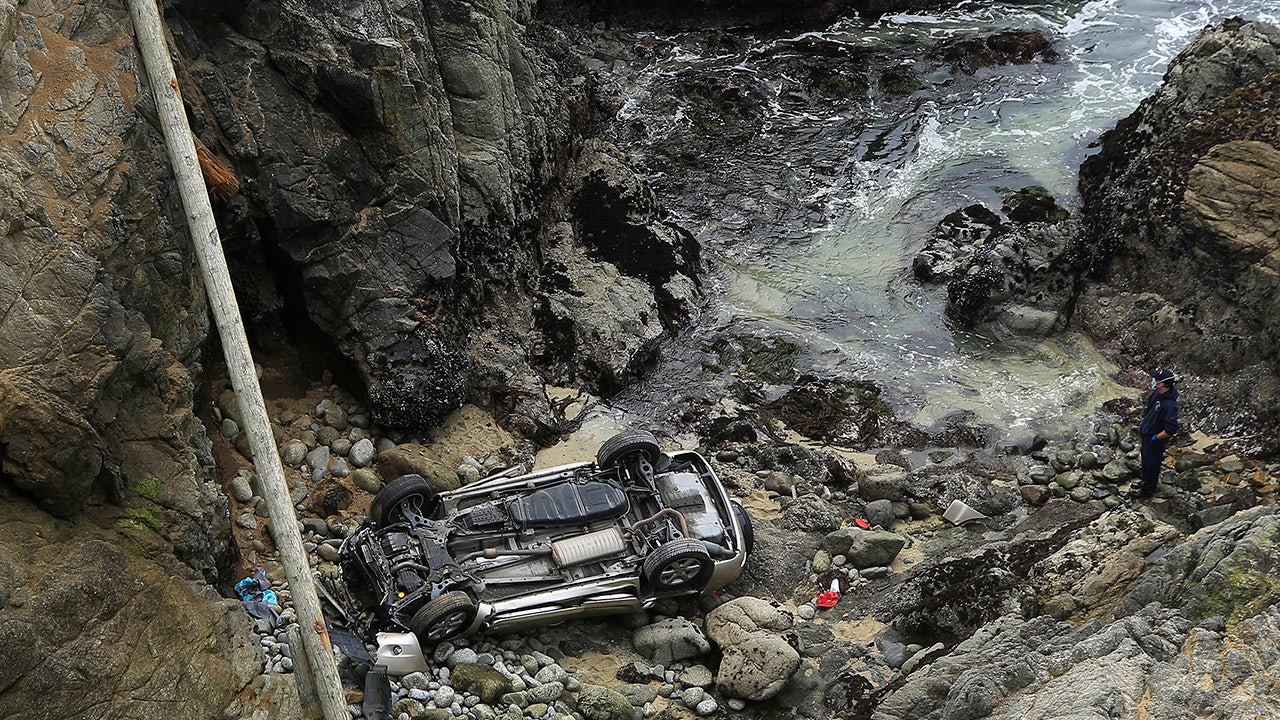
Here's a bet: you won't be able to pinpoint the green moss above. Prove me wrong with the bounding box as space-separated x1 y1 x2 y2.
117 507 160 533
136 475 165 504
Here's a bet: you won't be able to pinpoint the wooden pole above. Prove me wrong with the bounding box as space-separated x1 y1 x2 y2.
125 2 348 719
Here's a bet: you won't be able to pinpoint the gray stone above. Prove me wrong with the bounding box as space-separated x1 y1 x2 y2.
576 684 635 720
281 439 309 468
330 437 352 457
316 426 341 447
350 438 376 468
449 648 479 667
812 549 832 573
352 468 383 494
534 664 566 685
220 417 239 439
1100 459 1133 483
305 446 331 473
859 466 908 502
230 473 255 503
457 463 482 485
679 665 714 689
614 683 657 706
323 405 349 431
1056 470 1082 490
714 634 800 701
822 528 906 569
681 686 705 707
864 499 896 530
526 681 563 704
705 597 794 646
330 457 351 478
633 617 710 666
882 642 909 669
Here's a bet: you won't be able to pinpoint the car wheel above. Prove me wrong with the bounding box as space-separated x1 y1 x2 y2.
597 430 661 469
370 474 440 526
731 500 755 555
643 538 714 592
409 591 477 644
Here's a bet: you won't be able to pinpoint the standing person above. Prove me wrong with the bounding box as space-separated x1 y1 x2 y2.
1130 368 1180 499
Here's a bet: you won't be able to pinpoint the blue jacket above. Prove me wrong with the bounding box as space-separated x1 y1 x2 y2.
1139 386 1180 438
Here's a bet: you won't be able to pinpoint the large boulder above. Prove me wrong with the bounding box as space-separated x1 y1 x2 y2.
632 617 711 666
705 596 794 646
822 528 906 568
705 597 799 702
0 500 265 720
715 633 801 702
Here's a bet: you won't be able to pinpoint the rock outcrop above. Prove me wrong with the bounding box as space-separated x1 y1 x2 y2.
873 507 1280 720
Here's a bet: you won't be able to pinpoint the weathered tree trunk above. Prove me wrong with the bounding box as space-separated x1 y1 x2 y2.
125 1 348 718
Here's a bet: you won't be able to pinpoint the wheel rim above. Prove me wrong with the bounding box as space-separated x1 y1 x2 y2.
659 557 705 586
428 609 471 640
395 493 428 520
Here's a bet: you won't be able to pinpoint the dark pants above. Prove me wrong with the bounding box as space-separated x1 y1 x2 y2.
1138 437 1166 493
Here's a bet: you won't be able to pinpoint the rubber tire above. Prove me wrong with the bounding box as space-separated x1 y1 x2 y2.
409 591 477 645
596 429 661 469
370 474 439 526
731 500 755 555
643 538 715 592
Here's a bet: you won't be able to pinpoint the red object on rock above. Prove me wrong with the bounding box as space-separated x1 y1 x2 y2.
854 518 870 529
816 579 841 608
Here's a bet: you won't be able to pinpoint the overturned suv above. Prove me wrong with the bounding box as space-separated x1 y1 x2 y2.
340 430 753 645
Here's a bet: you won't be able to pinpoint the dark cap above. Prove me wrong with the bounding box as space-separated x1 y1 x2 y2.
1150 368 1176 385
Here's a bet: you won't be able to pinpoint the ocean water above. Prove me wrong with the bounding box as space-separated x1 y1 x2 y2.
607 0 1280 442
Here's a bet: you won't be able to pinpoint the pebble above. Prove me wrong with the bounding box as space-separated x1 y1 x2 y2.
527 681 563 704
534 664 567 684
331 437 352 456
281 439 309 467
350 438 376 468
352 468 383 494
230 474 255 503
796 603 817 620
304 443 330 471
448 648 479 667
682 687 705 707
694 698 718 716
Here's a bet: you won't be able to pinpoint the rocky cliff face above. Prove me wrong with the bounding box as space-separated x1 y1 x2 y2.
0 0 699 715
164 0 700 433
